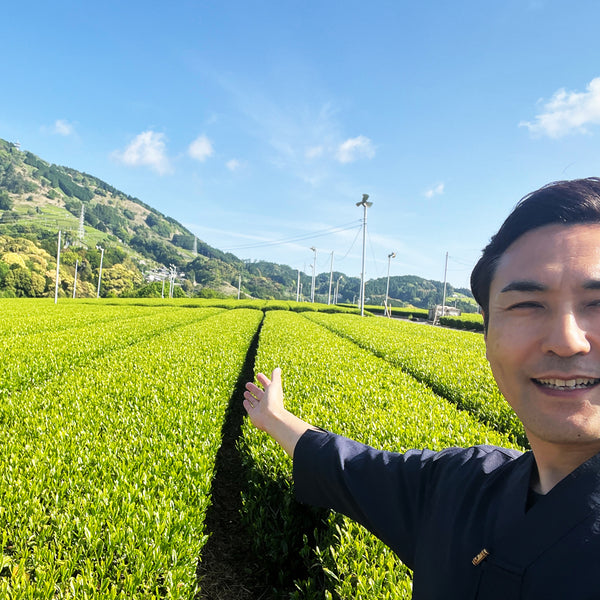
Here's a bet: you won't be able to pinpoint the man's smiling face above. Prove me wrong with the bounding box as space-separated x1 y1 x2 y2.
485 223 600 452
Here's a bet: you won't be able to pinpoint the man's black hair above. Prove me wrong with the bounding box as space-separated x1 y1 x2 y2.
470 177 600 330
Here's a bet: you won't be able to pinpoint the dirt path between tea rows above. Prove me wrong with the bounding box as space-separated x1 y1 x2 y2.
195 320 272 599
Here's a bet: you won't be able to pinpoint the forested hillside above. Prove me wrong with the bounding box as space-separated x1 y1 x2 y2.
0 138 475 309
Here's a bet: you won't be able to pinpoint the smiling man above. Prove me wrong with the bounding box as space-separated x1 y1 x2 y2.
244 178 600 599
485 224 600 492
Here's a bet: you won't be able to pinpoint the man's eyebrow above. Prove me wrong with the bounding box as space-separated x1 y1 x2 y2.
500 280 547 293
500 279 600 293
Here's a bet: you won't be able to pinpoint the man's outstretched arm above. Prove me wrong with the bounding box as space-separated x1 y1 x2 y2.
243 367 318 457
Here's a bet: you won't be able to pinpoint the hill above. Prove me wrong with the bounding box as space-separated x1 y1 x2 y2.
0 138 475 309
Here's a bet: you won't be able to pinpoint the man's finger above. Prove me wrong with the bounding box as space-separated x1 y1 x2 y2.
245 382 262 396
256 372 272 387
271 367 282 384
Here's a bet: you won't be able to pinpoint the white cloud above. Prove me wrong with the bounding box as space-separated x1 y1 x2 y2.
53 119 75 136
112 130 171 175
424 183 445 198
188 134 214 162
520 77 600 138
226 159 241 171
335 135 375 163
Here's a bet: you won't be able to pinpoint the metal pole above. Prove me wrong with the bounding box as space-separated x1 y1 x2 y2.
361 208 366 315
356 194 372 317
441 252 449 316
310 247 317 303
296 269 300 302
54 230 61 304
327 251 334 305
73 259 78 299
238 274 241 300
169 265 176 298
385 252 396 317
96 246 104 298
335 276 342 304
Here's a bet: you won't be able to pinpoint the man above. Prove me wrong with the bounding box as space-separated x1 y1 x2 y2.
243 178 600 599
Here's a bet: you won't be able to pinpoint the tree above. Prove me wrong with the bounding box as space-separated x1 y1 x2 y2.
172 234 195 250
145 213 157 227
0 261 8 286
0 191 12 211
101 264 144 296
4 267 34 297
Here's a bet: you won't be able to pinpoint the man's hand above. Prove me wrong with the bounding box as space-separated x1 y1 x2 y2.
243 367 285 432
243 367 317 457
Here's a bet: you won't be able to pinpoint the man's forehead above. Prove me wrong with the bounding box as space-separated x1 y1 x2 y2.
492 223 600 290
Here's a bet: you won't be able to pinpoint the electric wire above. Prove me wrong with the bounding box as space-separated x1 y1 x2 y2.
220 220 361 252
337 224 362 261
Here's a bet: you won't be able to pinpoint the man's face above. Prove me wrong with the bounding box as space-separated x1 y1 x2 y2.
485 223 600 451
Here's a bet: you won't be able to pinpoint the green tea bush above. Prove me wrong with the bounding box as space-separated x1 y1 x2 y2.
0 303 262 598
303 313 525 446
439 313 484 331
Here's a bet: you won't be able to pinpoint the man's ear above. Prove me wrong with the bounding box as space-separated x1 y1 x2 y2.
481 310 487 342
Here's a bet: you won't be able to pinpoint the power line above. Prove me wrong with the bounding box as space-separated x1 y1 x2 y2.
366 228 383 279
220 220 361 252
337 224 363 261
447 255 477 269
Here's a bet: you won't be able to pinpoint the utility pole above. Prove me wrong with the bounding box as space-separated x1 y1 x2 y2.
441 251 449 318
96 245 104 298
169 265 176 298
310 247 317 303
327 251 334 305
335 275 343 304
238 274 241 300
385 252 396 317
356 194 372 316
54 230 61 304
73 259 78 299
296 269 300 302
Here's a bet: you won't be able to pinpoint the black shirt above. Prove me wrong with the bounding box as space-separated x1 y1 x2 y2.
293 430 600 599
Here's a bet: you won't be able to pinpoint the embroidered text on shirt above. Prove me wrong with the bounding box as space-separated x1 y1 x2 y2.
472 548 490 566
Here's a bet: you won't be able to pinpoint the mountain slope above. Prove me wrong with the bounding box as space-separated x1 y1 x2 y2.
0 138 250 298
0 138 474 308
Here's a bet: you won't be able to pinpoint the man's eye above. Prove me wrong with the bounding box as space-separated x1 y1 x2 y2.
508 301 542 310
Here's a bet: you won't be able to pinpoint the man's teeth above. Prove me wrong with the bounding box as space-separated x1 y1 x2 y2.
536 378 600 389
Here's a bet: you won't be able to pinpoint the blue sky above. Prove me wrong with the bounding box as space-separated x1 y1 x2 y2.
3 0 600 289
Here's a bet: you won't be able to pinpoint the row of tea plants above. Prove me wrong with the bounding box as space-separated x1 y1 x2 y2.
1 300 262 598
304 312 526 445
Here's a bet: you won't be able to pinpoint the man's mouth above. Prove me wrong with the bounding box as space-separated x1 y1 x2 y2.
532 377 600 390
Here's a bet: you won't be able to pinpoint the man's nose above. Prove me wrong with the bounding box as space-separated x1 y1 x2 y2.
541 311 591 357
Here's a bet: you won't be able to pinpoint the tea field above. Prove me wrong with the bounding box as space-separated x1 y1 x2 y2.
0 299 522 599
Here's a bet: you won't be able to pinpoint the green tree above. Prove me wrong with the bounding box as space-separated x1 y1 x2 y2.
145 213 160 227
4 267 34 297
0 190 12 211
0 260 9 286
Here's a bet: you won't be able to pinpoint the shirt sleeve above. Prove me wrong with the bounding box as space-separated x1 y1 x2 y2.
293 429 440 565
293 429 527 594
